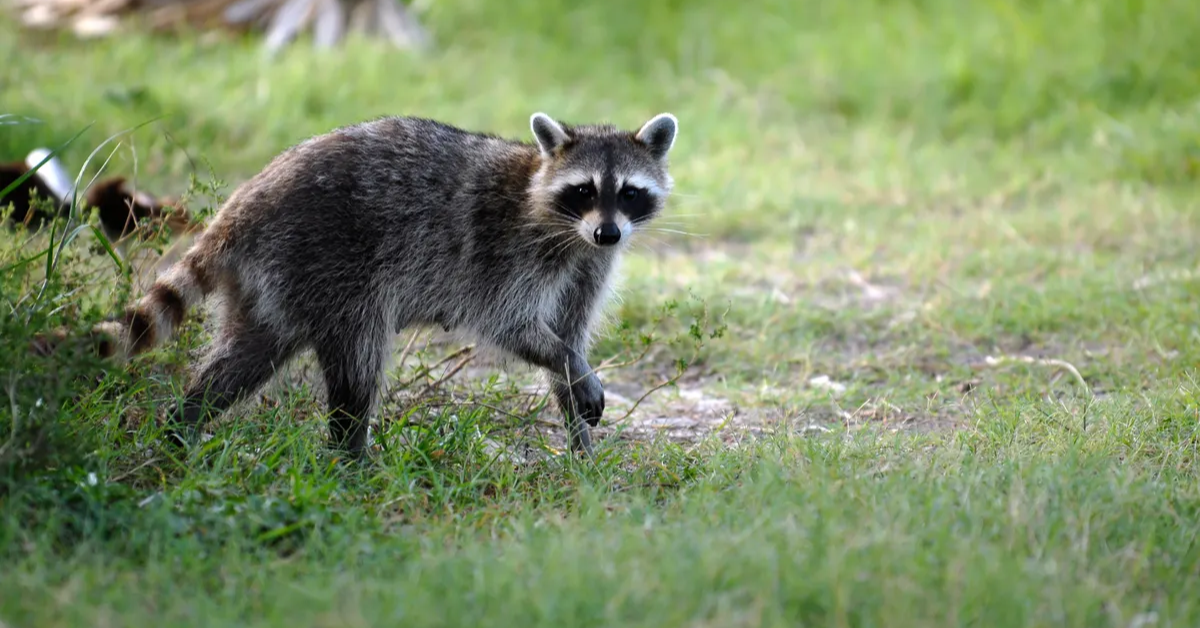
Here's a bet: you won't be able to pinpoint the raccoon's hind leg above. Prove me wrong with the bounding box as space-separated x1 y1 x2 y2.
164 314 299 447
314 323 391 457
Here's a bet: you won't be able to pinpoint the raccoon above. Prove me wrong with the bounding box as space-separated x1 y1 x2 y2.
1 149 73 230
3 149 198 245
89 111 680 457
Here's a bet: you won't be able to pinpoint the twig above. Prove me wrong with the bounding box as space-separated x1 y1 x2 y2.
431 399 527 423
421 396 556 428
592 317 670 375
981 354 1093 397
593 344 656 375
395 329 421 369
397 345 473 389
616 373 682 424
110 456 160 483
522 387 553 416
414 350 474 398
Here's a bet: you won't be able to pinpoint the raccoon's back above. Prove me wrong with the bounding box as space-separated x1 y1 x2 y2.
228 117 521 254
216 117 539 327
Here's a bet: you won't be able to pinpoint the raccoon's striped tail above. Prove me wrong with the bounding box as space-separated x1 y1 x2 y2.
97 250 214 360
31 248 215 361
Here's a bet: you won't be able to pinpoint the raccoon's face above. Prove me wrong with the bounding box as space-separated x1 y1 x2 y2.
529 112 678 249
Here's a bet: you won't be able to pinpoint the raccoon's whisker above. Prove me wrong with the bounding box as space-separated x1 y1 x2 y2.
537 228 578 241
662 195 706 204
642 227 706 238
632 216 700 229
551 202 584 218
662 204 705 213
631 242 679 261
514 219 580 237
631 234 676 253
521 220 577 234
529 235 573 250
548 216 584 231
530 232 579 252
514 221 575 234
651 212 710 220
536 223 577 234
523 225 580 247
642 221 701 230
546 236 582 259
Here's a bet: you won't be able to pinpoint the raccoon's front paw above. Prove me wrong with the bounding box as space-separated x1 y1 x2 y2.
571 372 605 427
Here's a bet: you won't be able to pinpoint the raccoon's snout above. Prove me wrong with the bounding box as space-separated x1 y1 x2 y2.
593 223 621 246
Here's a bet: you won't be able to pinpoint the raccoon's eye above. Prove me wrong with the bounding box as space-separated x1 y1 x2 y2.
575 184 595 198
620 187 641 201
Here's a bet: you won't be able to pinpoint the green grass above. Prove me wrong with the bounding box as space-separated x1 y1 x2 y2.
4 0 1200 625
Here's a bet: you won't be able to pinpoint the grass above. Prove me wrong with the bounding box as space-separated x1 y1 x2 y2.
3 0 1200 625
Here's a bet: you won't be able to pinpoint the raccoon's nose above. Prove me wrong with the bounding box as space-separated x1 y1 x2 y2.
594 223 621 246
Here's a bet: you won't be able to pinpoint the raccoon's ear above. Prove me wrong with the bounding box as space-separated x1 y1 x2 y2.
530 112 570 157
635 113 678 160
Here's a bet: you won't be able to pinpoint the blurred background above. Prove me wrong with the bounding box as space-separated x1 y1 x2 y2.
6 0 1197 188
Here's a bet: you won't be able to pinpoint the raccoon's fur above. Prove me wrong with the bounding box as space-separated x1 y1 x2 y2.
89 111 679 457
